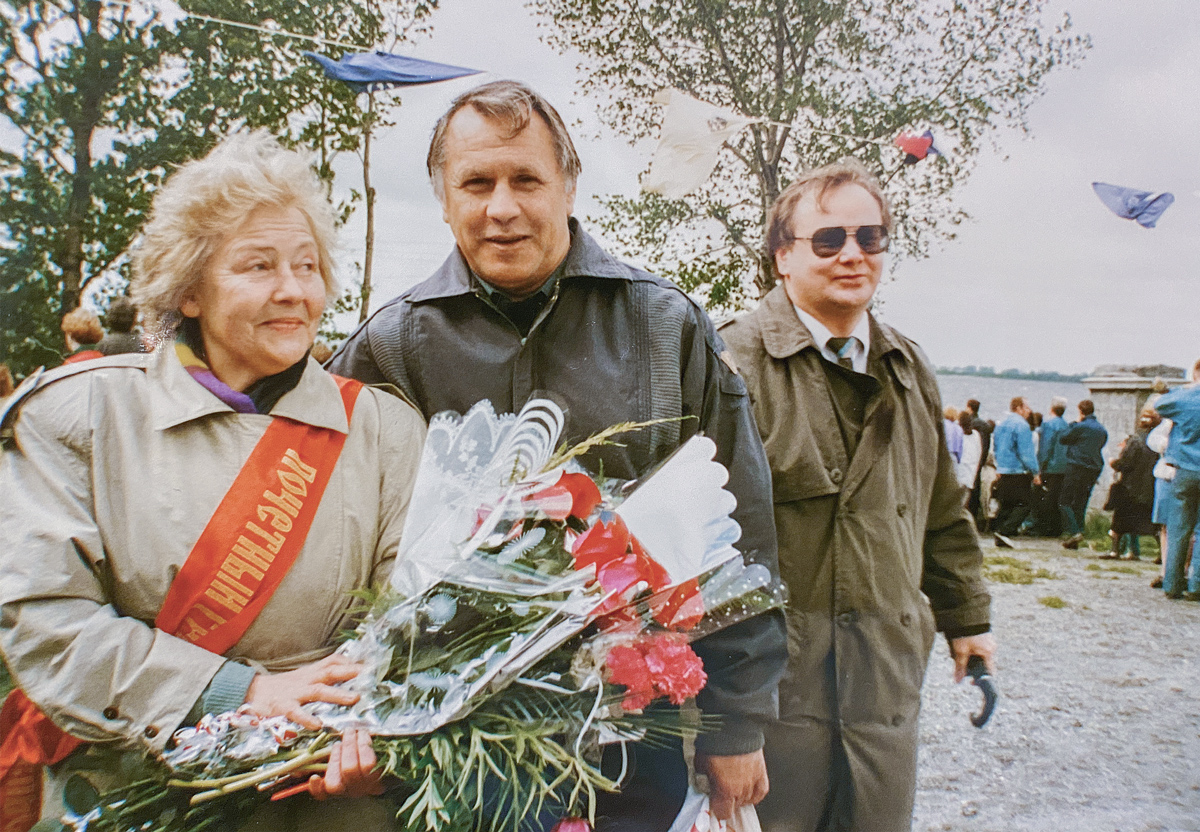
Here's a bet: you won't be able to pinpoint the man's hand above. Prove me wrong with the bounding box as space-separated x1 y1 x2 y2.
308 728 386 800
950 632 997 683
695 749 769 822
1032 474 1042 486
243 654 362 730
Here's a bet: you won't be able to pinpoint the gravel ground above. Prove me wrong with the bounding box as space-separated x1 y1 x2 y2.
913 535 1200 832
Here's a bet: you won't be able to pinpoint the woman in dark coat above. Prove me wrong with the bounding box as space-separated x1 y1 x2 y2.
1105 407 1162 559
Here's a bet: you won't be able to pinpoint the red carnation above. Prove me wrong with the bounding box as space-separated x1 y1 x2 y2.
605 634 706 711
645 635 707 705
605 643 655 711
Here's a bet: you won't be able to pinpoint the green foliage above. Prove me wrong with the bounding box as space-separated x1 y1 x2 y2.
534 0 1090 308
0 0 437 378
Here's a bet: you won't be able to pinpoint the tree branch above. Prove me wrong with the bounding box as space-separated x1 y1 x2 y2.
918 16 1005 120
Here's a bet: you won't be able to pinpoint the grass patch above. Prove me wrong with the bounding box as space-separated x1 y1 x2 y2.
985 555 1031 568
1086 561 1146 575
983 555 1059 584
1039 596 1068 609
1083 510 1112 544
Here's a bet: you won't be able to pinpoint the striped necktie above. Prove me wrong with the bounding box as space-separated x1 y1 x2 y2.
826 336 856 371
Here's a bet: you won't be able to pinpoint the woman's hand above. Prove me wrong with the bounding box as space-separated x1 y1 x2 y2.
243 654 362 730
308 728 385 800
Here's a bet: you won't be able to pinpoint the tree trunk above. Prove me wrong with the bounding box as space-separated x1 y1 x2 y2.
59 0 106 315
358 90 376 323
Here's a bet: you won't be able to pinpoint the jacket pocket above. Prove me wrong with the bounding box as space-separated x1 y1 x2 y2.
771 461 841 503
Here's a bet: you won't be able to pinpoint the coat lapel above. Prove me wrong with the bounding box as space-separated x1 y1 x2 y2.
841 317 906 499
759 287 850 486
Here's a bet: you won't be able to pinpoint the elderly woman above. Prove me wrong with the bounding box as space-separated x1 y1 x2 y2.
0 133 425 830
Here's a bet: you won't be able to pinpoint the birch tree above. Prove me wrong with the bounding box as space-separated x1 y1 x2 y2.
535 0 1089 309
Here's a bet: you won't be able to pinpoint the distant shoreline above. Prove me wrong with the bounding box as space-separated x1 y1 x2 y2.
936 368 1087 383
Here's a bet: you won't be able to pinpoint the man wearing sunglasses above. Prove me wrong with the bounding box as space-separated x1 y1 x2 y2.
720 160 995 832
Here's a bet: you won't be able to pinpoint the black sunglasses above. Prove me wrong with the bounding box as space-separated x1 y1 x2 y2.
793 225 889 258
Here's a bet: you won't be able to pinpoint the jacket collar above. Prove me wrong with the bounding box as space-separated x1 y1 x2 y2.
758 284 907 362
404 217 630 303
149 347 349 433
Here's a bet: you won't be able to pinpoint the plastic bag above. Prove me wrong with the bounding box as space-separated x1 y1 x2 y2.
667 785 762 832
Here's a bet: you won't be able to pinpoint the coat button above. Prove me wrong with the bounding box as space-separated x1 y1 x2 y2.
143 725 159 739
829 468 843 484
102 707 118 720
837 611 857 626
896 503 907 517
892 714 904 727
900 612 912 626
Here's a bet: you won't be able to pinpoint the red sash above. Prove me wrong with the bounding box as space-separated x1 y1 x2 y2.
0 375 362 832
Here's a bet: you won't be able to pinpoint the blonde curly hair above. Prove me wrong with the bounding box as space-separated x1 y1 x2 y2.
131 132 339 332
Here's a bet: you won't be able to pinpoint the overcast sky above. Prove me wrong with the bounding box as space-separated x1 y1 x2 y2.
324 0 1199 377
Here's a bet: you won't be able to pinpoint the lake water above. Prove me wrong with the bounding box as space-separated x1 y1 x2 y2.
934 374 1091 423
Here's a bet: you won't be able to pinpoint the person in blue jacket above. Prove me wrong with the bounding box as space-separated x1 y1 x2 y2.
1031 397 1070 535
1059 399 1109 549
991 396 1040 546
1153 359 1200 599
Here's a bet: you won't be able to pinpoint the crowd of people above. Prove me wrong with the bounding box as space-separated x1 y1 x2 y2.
945 374 1200 604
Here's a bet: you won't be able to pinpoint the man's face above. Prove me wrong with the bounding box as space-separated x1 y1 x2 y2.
775 183 885 324
438 107 576 298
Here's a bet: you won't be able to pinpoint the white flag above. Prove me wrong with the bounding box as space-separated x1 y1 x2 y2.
642 89 754 199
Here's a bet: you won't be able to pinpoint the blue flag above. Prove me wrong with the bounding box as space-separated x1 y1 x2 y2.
305 51 480 93
1091 182 1175 228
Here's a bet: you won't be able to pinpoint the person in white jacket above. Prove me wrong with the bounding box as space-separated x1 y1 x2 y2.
956 410 984 494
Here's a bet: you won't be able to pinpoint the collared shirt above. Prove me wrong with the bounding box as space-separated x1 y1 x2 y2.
471 260 565 338
792 305 871 374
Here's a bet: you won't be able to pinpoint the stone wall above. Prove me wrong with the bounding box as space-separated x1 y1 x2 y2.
1082 366 1187 513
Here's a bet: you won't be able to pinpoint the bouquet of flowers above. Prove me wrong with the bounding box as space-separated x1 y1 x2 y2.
76 399 784 832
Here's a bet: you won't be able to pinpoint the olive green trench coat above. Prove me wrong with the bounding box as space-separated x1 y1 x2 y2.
720 286 990 830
